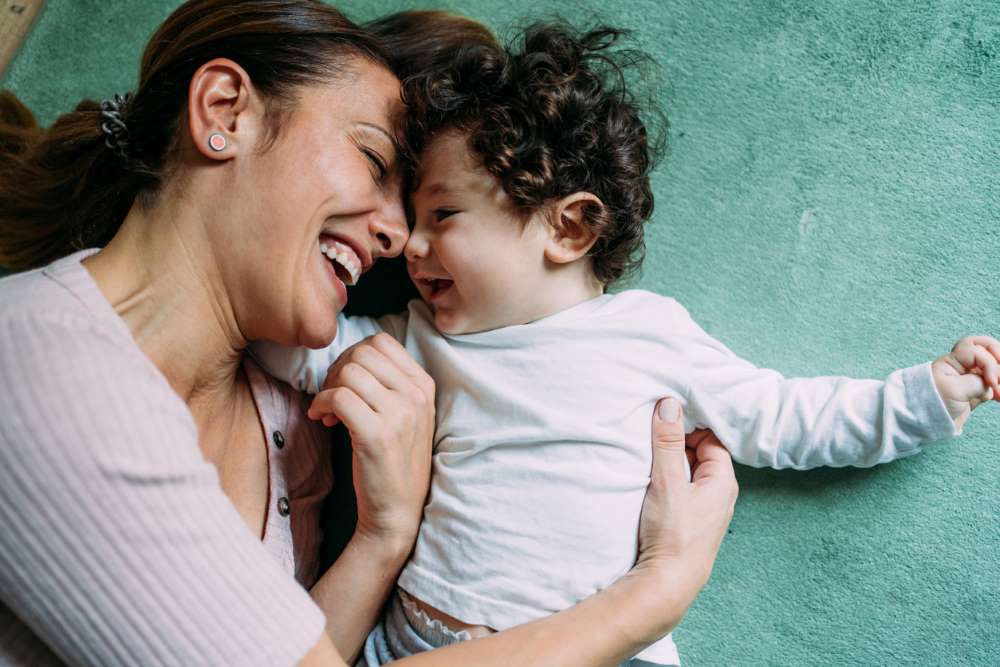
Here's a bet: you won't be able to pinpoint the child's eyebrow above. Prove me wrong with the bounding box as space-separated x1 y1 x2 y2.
419 182 453 197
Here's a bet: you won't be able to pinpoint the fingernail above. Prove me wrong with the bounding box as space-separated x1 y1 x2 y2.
658 397 681 423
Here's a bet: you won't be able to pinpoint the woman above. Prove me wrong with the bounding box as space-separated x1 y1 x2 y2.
0 1 737 665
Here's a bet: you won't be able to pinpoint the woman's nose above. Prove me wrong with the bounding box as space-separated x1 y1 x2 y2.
370 195 409 258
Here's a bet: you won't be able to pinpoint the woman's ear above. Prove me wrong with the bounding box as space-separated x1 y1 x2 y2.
186 58 258 162
543 192 604 265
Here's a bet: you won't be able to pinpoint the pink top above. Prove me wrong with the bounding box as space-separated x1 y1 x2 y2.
0 249 332 666
246 358 333 588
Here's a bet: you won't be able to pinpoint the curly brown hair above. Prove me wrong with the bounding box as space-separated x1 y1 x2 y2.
405 22 665 286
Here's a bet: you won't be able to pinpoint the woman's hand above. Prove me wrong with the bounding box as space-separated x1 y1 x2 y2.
307 333 435 554
628 398 738 641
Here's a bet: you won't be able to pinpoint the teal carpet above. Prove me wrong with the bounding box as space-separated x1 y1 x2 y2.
3 1 998 664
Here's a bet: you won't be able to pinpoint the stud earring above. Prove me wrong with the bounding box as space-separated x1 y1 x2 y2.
208 133 227 152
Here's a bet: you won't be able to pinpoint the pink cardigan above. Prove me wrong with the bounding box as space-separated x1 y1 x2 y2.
0 249 333 666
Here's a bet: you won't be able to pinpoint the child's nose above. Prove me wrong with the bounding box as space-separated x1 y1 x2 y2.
404 229 429 262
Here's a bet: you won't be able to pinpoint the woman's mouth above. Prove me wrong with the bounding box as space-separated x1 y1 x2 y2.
318 237 362 286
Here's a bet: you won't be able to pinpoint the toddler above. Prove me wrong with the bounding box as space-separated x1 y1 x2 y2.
254 23 998 666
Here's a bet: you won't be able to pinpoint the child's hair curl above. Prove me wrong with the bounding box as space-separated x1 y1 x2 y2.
406 22 666 286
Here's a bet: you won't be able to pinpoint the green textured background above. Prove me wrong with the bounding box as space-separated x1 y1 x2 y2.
3 1 998 664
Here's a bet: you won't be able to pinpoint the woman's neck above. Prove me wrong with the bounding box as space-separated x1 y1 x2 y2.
83 196 247 416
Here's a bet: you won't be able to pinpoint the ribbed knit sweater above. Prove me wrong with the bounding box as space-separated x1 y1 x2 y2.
0 250 328 666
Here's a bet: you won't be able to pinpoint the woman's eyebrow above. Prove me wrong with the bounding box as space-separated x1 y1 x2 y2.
358 122 398 152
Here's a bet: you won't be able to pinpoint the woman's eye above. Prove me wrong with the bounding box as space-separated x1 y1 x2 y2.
362 148 387 180
434 209 458 222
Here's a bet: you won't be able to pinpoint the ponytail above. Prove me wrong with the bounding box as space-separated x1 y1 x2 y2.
0 91 144 270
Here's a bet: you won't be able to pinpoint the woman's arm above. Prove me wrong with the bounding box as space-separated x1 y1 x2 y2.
308 534 409 664
301 570 675 667
302 397 737 667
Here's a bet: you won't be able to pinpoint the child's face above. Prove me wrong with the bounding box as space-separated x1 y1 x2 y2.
405 131 553 334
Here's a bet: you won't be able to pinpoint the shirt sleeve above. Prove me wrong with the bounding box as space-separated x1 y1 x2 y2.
251 311 409 395
671 305 959 469
0 311 326 667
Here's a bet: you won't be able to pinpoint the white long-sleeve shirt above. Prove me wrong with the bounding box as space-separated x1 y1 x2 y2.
253 290 957 665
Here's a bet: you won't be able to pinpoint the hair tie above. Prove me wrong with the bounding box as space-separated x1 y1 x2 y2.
100 92 132 161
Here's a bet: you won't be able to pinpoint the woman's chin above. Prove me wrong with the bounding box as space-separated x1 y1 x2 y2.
298 309 340 349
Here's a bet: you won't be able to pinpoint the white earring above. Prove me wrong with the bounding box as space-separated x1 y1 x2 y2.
208 133 227 152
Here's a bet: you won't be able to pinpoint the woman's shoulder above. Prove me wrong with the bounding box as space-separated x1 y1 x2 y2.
0 252 201 471
0 265 77 320
0 249 123 341
0 252 164 391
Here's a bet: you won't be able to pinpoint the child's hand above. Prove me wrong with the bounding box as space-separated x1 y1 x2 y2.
305 364 345 426
307 357 367 427
306 333 435 551
307 388 342 427
932 335 1000 429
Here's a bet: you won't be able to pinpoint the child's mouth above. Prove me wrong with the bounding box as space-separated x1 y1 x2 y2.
427 278 454 301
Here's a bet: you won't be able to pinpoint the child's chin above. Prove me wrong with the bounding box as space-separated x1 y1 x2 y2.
433 310 468 335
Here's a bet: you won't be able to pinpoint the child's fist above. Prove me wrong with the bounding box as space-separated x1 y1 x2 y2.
932 335 1000 428
307 388 341 427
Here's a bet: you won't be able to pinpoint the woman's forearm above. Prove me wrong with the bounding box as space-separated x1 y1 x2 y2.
309 533 411 664
308 541 691 667
392 567 682 667
301 557 695 667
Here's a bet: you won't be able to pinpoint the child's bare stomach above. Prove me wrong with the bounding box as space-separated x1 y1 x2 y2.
410 594 496 638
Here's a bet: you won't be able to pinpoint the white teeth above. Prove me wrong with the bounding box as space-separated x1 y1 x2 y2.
319 239 361 285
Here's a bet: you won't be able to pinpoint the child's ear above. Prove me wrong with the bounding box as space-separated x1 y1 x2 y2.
543 192 604 265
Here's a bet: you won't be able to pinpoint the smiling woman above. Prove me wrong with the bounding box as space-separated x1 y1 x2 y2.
0 1 737 665
0 1 426 663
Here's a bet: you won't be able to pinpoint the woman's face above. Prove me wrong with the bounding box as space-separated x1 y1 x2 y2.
223 59 408 349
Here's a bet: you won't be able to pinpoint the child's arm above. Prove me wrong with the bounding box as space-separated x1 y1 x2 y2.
249 311 409 395
673 306 995 469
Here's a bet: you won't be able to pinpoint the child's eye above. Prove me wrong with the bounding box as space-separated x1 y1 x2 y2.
434 208 458 222
362 148 388 180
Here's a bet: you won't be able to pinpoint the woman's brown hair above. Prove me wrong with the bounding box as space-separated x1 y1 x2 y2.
0 0 390 271
365 11 500 81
